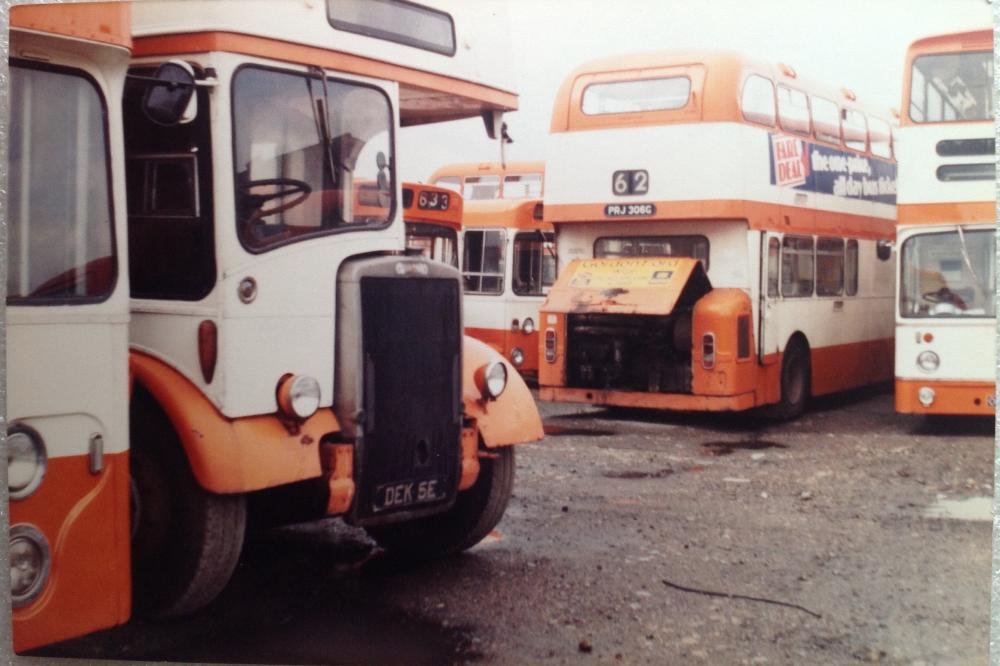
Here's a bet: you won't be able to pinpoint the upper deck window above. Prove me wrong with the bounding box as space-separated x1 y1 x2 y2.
463 175 500 201
811 96 841 145
582 77 690 115
741 75 776 126
232 66 394 253
327 0 456 56
909 50 993 123
842 109 867 152
503 173 543 199
868 117 892 158
777 85 810 135
8 62 115 304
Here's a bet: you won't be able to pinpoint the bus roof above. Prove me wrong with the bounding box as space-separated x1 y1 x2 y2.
462 199 551 232
905 29 992 58
11 2 131 50
130 0 517 126
550 48 892 133
429 161 545 183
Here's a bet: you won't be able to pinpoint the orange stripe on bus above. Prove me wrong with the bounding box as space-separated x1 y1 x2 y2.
897 202 994 225
544 199 894 240
895 378 995 415
11 2 132 49
132 32 518 114
12 451 131 653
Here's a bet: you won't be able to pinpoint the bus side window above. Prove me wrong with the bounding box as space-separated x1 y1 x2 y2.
781 235 814 297
462 229 505 294
843 109 868 152
767 237 780 297
812 97 841 145
845 240 859 296
816 237 845 296
777 85 810 135
463 175 500 201
869 117 892 158
741 75 776 127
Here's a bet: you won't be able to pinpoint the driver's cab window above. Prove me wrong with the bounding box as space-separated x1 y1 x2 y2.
123 65 215 300
232 66 394 252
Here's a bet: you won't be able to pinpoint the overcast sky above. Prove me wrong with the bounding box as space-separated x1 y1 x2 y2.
398 0 994 183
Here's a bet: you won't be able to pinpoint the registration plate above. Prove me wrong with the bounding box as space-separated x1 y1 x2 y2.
605 203 656 217
373 478 447 512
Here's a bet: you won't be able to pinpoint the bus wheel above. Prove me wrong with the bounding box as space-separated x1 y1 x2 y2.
366 445 515 558
771 339 810 421
130 396 246 619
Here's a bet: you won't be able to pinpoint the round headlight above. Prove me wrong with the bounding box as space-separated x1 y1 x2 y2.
475 360 508 400
277 374 321 419
10 524 50 608
510 347 525 366
521 317 535 335
917 351 940 373
7 425 47 500
918 386 936 407
485 361 508 398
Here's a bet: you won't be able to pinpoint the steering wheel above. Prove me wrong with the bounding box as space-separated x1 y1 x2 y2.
242 177 312 218
922 286 967 309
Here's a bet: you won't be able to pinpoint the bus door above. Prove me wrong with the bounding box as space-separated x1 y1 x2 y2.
758 232 782 362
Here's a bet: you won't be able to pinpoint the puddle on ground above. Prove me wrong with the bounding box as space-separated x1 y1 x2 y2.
923 496 992 521
603 468 674 480
544 424 617 437
700 440 787 456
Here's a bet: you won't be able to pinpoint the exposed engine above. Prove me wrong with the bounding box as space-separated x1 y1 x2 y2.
566 311 693 393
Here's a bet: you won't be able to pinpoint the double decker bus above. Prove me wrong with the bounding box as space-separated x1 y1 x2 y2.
8 3 133 651
539 50 897 418
894 29 995 416
430 162 556 376
9 0 543 651
403 181 462 267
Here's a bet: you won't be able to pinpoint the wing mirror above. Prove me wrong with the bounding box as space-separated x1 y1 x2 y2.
142 60 198 126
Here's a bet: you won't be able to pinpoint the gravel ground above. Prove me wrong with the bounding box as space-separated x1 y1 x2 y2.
34 386 993 665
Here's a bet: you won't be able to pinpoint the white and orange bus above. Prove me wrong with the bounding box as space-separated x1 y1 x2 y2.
430 162 556 376
431 160 544 201
7 3 133 651
9 0 543 652
539 50 898 418
894 29 995 416
403 182 462 267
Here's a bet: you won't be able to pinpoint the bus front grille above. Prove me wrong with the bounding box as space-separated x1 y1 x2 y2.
353 276 462 524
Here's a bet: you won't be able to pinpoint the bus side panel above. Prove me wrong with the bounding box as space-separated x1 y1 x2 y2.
11 449 130 653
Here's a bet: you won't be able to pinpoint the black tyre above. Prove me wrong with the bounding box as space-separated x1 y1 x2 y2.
130 395 246 619
366 445 515 558
769 338 810 421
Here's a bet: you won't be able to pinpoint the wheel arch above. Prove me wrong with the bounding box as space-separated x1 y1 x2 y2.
462 336 544 447
129 351 333 493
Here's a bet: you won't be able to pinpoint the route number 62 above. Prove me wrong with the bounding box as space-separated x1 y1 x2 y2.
612 169 649 196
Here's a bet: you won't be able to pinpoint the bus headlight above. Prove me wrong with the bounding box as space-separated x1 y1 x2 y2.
918 386 936 407
521 317 535 335
511 347 525 366
10 524 50 608
7 425 47 500
917 351 940 373
474 360 508 400
277 374 321 419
